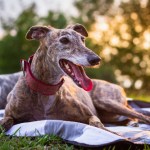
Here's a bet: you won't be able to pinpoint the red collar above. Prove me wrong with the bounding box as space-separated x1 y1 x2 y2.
21 55 64 95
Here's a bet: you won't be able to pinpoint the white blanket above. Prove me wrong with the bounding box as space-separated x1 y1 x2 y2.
0 109 150 147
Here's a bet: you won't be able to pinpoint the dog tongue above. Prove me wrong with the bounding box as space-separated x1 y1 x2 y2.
69 62 93 91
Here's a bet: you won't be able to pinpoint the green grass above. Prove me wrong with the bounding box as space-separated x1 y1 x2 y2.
0 134 150 150
0 134 77 150
144 145 150 150
0 129 150 150
129 94 150 102
0 127 79 150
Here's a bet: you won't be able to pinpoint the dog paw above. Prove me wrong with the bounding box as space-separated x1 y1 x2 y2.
89 116 120 135
0 117 14 131
89 116 104 128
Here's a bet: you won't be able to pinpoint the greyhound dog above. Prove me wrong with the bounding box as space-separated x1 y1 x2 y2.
0 24 150 132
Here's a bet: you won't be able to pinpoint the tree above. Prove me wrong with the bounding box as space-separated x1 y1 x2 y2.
0 0 149 94
0 4 67 74
0 5 39 73
73 0 150 94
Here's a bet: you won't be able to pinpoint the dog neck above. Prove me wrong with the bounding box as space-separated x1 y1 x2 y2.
30 46 63 85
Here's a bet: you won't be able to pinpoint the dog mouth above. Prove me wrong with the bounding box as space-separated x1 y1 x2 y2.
59 59 93 91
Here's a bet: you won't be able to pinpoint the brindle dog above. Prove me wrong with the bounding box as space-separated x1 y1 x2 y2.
0 24 150 132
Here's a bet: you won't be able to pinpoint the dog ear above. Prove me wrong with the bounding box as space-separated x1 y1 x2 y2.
66 24 88 37
26 26 50 40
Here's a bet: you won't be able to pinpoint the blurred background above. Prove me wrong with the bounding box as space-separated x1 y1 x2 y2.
0 0 150 101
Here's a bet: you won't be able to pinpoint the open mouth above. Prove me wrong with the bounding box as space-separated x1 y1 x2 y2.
59 59 93 91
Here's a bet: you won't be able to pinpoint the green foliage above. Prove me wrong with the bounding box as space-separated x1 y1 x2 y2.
42 12 67 29
0 4 67 74
0 0 150 95
0 5 39 73
86 64 117 84
73 0 150 94
73 0 114 29
117 0 150 92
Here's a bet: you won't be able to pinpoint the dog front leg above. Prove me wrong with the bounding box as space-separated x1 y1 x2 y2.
0 116 14 132
89 115 118 135
89 115 104 128
75 103 118 134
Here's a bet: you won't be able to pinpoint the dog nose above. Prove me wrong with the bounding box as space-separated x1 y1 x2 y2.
88 55 101 65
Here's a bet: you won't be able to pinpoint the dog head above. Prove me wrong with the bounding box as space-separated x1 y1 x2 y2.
26 24 101 91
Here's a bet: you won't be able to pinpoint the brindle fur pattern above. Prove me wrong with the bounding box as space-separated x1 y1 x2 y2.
0 24 150 132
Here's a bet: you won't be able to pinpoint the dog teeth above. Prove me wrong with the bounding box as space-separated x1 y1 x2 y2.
78 81 81 85
65 64 72 72
68 68 71 72
65 64 69 69
71 73 75 76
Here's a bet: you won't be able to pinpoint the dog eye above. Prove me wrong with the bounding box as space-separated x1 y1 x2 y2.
81 37 85 43
60 37 70 44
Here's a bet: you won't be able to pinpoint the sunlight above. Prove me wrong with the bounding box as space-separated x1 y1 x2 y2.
95 17 109 31
130 12 138 20
101 47 111 61
122 33 132 40
10 29 17 37
133 56 140 64
135 25 143 33
0 30 5 39
140 0 149 8
109 35 120 46
115 15 124 23
123 78 132 88
103 47 111 55
122 41 130 48
135 79 143 89
140 61 146 68
133 38 140 45
89 31 102 43
143 30 150 49
116 74 132 89
120 23 128 32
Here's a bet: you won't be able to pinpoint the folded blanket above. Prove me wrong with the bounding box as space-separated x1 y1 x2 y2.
0 102 150 147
